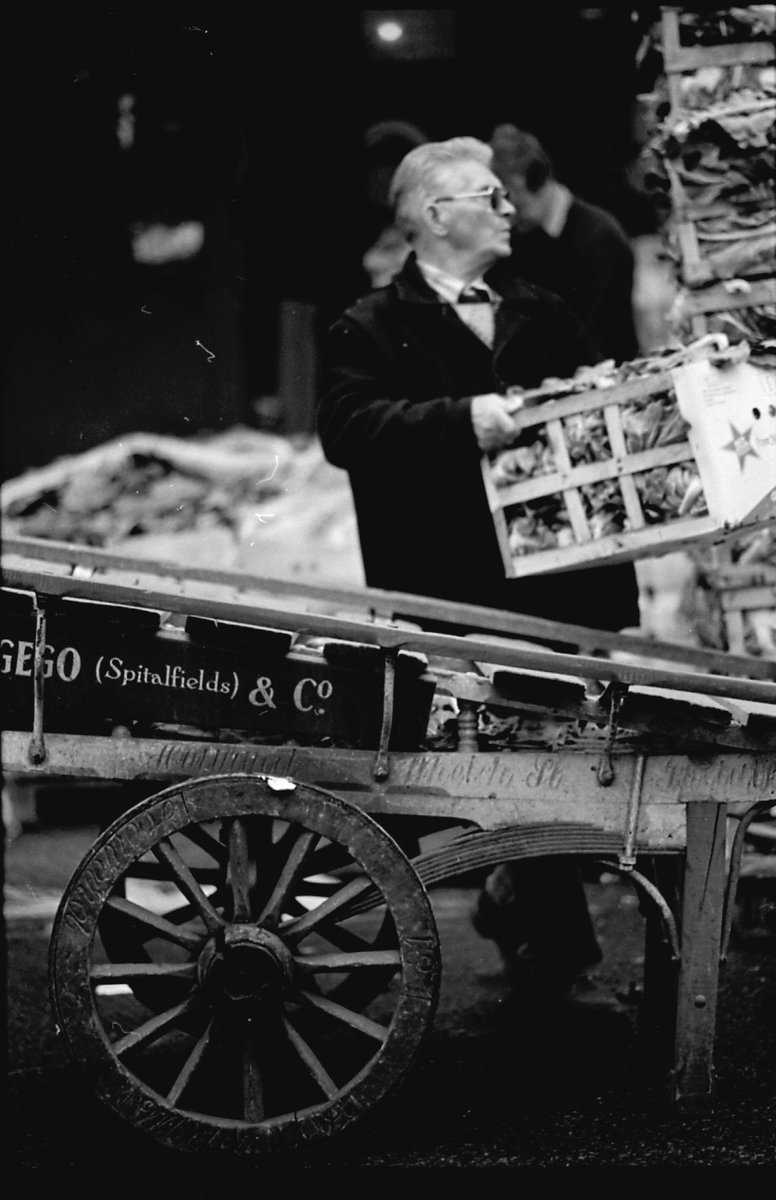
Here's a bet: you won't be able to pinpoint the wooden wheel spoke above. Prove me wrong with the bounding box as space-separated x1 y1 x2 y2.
291 877 340 898
305 841 354 875
91 962 197 983
242 1031 265 1122
257 828 318 927
226 817 253 922
283 875 375 942
167 1018 214 1107
282 1015 338 1099
103 895 204 951
112 994 202 1056
297 989 388 1042
180 822 228 866
153 837 225 933
161 887 228 927
312 917 390 954
294 950 401 974
117 860 222 886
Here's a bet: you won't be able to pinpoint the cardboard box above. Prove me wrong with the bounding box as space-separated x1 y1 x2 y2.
672 357 776 525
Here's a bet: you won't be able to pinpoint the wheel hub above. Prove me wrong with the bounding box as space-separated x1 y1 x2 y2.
198 924 294 1005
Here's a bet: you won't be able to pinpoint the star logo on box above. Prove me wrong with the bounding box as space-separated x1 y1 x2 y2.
721 421 759 470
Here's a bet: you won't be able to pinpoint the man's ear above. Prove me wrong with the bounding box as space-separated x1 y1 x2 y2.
423 201 449 238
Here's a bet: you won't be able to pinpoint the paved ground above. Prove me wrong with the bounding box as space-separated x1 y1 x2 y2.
5 809 776 1174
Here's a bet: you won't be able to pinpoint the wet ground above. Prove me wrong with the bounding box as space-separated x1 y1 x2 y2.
5 805 776 1175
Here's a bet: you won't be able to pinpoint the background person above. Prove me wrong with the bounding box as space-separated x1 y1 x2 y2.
487 123 640 366
317 136 639 1009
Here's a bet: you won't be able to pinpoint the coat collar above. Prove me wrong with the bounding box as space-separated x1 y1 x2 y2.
388 253 543 374
393 251 547 312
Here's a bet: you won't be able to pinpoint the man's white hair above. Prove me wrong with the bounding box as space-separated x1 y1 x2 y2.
389 137 493 242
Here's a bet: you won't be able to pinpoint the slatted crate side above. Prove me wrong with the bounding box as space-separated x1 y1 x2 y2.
695 561 776 658
705 563 776 591
721 588 776 659
485 371 774 579
673 279 776 342
501 515 734 579
480 454 516 577
660 7 776 82
678 279 776 320
660 7 776 116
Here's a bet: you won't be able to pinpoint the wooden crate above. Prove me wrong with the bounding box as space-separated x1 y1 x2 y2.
660 6 775 111
484 366 775 579
655 6 776 338
701 561 776 659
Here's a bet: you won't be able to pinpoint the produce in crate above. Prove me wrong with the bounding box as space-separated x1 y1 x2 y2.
490 340 714 553
494 376 703 553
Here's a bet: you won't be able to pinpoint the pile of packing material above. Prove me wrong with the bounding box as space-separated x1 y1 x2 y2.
0 427 365 586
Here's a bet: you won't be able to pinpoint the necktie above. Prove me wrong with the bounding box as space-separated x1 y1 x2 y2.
457 286 491 304
456 286 494 346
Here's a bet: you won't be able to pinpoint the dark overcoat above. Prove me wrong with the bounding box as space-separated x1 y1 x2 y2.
317 253 640 637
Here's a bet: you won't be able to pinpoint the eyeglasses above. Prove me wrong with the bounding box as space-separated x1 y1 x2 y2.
430 185 510 212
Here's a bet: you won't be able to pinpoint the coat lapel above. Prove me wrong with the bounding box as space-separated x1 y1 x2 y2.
395 256 496 375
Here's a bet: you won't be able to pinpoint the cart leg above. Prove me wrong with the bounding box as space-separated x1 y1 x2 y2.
671 800 727 1110
639 854 682 1071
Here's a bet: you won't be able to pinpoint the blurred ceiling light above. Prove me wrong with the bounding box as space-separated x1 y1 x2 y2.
116 93 136 151
131 221 205 265
376 20 403 43
363 11 454 60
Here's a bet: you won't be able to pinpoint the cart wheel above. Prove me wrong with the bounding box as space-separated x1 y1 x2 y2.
49 774 440 1156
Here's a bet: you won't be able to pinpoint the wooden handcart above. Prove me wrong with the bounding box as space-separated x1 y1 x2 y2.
3 535 776 1157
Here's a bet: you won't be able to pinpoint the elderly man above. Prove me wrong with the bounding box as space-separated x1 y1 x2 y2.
317 137 638 1008
318 135 638 629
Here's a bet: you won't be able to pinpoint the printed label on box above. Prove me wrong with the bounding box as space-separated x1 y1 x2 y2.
671 359 776 526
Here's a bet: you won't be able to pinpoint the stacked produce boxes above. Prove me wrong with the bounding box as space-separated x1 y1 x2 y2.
639 6 776 657
483 7 775 664
639 5 775 343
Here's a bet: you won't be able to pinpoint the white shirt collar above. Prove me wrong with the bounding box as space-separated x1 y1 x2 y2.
416 259 500 305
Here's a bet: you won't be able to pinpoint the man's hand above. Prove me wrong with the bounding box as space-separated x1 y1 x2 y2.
470 392 518 452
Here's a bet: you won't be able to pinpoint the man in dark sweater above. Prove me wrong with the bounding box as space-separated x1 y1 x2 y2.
488 124 639 366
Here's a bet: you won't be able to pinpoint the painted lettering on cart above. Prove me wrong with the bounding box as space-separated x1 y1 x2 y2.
248 674 334 715
97 655 237 698
525 755 564 789
659 755 776 795
87 658 335 714
1 637 81 681
290 677 333 715
3 630 338 718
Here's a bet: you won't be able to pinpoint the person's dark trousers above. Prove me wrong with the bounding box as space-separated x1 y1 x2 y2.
478 857 603 991
410 612 603 989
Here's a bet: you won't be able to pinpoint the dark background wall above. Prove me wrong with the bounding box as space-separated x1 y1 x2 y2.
3 6 662 480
